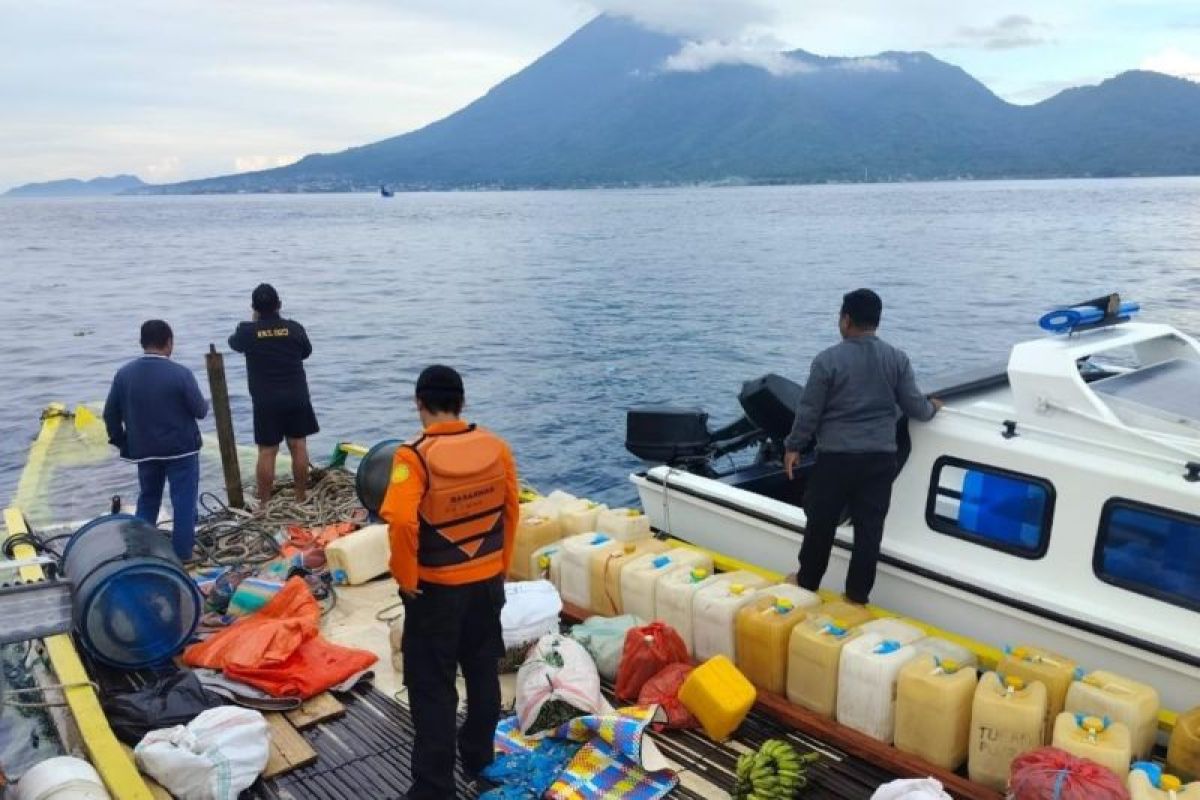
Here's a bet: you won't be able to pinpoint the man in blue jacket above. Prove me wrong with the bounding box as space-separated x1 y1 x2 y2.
103 320 209 560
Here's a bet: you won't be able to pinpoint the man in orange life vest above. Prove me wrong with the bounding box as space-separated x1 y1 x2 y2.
380 365 520 799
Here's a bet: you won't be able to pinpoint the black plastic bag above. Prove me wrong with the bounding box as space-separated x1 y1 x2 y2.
102 670 224 745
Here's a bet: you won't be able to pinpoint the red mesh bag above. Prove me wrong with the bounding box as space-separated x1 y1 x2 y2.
614 621 690 702
1009 747 1130 800
638 663 697 731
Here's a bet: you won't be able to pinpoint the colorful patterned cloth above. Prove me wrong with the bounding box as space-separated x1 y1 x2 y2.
482 706 677 800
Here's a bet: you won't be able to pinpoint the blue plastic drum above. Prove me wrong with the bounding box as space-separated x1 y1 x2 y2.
63 514 201 669
356 439 402 515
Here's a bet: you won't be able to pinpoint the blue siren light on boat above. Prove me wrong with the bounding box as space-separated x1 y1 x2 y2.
1038 293 1140 334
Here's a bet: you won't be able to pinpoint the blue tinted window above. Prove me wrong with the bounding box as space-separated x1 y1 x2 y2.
1096 501 1200 612
926 458 1054 558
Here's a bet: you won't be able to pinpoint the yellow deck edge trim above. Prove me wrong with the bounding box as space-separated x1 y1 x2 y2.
665 536 1178 733
3 508 155 800
13 403 67 513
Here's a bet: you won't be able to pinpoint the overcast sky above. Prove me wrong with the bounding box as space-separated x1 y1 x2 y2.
3 0 1199 190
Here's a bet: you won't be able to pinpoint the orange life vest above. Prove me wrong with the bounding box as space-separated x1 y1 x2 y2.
405 424 508 577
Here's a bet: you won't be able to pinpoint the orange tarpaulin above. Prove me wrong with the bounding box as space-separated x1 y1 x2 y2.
183 576 376 699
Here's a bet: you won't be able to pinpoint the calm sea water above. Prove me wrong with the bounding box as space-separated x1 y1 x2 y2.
2 179 1199 525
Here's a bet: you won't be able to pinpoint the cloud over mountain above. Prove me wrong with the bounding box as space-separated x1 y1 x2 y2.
951 14 1048 50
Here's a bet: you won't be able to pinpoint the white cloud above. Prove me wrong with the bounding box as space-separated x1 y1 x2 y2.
233 154 301 173
950 14 1049 50
662 38 898 77
664 38 811 76
144 156 183 181
1141 47 1200 80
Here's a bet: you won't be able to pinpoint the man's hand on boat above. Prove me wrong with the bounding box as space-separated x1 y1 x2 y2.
784 450 800 480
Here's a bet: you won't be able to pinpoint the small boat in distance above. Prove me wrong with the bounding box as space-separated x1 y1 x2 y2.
380 184 393 197
627 295 1200 714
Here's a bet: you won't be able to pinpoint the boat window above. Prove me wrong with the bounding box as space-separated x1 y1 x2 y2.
925 457 1054 558
1094 499 1200 613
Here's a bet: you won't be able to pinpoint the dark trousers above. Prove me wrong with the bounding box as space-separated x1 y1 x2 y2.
402 574 505 800
798 451 897 604
135 453 199 561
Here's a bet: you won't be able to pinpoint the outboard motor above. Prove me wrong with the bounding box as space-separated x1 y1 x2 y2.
625 373 804 475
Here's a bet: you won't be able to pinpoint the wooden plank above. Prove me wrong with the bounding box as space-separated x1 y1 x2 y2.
3 506 156 800
755 691 1001 800
263 712 318 778
285 692 346 730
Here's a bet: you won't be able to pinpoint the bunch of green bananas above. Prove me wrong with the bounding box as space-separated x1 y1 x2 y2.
731 739 819 800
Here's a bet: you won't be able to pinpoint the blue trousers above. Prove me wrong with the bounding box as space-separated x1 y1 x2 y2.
135 454 199 561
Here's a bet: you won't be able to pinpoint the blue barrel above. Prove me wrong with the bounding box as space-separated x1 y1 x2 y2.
63 514 201 669
356 439 402 515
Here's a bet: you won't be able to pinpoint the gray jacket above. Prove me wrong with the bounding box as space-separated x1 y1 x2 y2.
784 335 936 454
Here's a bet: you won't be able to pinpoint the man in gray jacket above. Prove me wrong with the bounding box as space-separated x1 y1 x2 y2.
783 289 941 604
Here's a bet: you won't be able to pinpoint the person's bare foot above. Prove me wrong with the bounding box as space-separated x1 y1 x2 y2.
842 594 868 607
784 572 798 585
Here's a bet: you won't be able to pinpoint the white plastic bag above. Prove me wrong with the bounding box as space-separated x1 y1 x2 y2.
515 634 603 736
870 778 951 800
570 614 643 680
502 580 563 649
134 706 269 800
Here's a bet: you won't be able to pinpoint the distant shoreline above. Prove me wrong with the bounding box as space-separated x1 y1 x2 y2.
8 171 1200 199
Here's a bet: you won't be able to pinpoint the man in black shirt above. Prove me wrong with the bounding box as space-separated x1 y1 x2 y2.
228 284 318 503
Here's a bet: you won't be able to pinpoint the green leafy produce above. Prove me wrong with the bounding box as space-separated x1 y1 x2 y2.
732 739 819 800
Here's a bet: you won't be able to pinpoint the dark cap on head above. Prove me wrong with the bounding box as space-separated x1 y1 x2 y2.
416 365 464 396
251 283 281 314
841 288 883 328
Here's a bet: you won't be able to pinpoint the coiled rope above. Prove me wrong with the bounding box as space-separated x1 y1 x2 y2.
192 469 363 568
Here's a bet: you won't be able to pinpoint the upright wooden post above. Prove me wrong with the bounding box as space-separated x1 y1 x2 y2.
206 344 245 508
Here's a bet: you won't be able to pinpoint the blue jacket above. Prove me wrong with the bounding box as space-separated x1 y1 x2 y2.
103 355 209 461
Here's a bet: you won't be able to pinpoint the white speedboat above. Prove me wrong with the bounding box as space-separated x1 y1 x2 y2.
628 298 1200 713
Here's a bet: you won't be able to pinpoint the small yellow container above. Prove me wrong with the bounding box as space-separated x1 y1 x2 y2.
997 644 1078 743
1129 767 1200 799
587 539 671 616
1168 706 1200 783
1051 712 1133 777
894 654 978 771
969 673 1047 791
679 655 757 742
1066 670 1160 760
509 513 563 581
734 586 819 695
786 616 863 717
